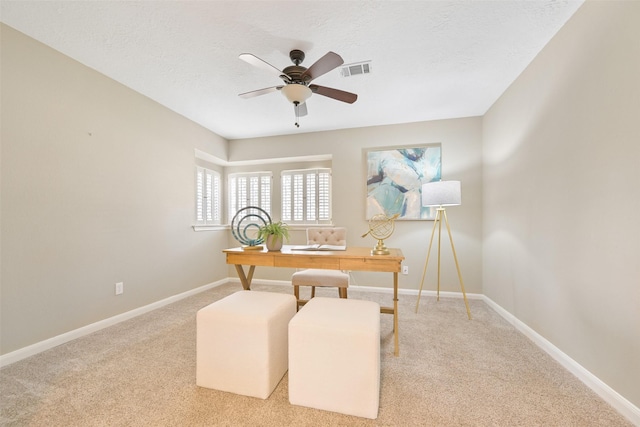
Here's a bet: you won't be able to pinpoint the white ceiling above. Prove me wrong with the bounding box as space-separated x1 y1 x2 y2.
1 1 583 140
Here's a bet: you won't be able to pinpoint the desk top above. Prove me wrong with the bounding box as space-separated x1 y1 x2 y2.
224 245 404 272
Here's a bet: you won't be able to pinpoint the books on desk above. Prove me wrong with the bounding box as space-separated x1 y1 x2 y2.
290 244 347 251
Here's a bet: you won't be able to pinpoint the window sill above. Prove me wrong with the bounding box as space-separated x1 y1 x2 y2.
192 225 229 232
287 224 335 231
192 224 334 232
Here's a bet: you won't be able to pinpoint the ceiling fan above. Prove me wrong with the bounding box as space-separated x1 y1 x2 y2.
238 49 358 128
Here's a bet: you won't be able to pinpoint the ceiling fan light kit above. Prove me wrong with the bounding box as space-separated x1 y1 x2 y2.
280 84 312 104
239 49 358 128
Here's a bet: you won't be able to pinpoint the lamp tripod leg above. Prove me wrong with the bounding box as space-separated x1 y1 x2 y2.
416 210 440 313
437 210 442 301
442 210 472 320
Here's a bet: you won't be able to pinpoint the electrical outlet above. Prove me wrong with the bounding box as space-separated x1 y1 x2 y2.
402 265 409 275
115 282 124 295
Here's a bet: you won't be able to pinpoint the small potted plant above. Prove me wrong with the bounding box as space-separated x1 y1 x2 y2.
257 221 290 251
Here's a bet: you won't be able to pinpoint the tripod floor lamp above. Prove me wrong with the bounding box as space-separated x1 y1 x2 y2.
415 180 471 319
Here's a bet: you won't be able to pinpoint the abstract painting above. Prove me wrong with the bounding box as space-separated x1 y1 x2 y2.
365 144 441 220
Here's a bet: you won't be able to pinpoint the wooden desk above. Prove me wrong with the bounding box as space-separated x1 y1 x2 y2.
223 245 405 356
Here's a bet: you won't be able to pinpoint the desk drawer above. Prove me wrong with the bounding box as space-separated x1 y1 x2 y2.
226 253 274 267
276 256 340 270
340 257 402 272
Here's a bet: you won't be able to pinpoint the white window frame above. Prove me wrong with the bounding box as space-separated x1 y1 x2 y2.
195 166 222 226
228 171 272 222
281 168 331 225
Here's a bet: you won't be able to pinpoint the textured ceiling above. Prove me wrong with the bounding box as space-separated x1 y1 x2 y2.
1 1 583 140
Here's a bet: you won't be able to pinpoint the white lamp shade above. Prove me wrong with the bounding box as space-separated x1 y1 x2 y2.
281 84 312 104
422 180 461 207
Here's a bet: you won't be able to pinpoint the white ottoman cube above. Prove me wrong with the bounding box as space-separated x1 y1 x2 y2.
289 297 381 419
197 290 297 399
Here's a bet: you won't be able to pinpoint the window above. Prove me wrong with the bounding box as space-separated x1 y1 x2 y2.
195 167 221 225
228 172 272 222
281 168 331 224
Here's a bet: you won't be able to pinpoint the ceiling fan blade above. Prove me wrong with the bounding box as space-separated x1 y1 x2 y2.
296 102 308 117
239 53 291 82
309 84 358 104
301 52 344 82
238 86 283 99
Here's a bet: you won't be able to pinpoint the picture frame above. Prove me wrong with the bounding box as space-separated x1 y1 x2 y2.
365 143 441 220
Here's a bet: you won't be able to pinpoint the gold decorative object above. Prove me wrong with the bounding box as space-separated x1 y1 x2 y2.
362 213 399 255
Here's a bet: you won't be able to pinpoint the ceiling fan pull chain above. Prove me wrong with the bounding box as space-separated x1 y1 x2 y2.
294 101 300 128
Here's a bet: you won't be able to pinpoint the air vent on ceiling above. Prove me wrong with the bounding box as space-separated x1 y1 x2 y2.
340 61 372 77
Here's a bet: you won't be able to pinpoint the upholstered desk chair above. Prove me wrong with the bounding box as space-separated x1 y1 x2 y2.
292 227 349 308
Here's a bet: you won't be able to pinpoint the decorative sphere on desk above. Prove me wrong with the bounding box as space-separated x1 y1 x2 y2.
362 213 399 255
369 214 396 240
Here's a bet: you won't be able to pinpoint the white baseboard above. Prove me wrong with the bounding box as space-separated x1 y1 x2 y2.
236 277 485 299
482 295 640 426
0 279 227 368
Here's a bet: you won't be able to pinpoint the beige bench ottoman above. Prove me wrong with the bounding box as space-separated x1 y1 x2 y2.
196 290 297 399
288 297 381 419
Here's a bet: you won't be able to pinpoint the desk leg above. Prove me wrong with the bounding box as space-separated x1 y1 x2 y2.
393 271 399 357
234 264 255 290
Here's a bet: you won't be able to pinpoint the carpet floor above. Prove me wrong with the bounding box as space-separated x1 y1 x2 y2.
0 283 632 426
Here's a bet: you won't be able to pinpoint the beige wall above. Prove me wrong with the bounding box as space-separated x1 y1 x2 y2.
0 24 229 354
483 0 640 408
228 118 484 292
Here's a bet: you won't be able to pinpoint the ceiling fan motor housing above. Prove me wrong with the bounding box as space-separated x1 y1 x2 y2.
284 50 312 83
283 66 309 83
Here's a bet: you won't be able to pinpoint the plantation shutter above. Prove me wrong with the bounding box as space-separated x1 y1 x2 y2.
281 168 331 224
228 172 272 221
195 167 221 225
